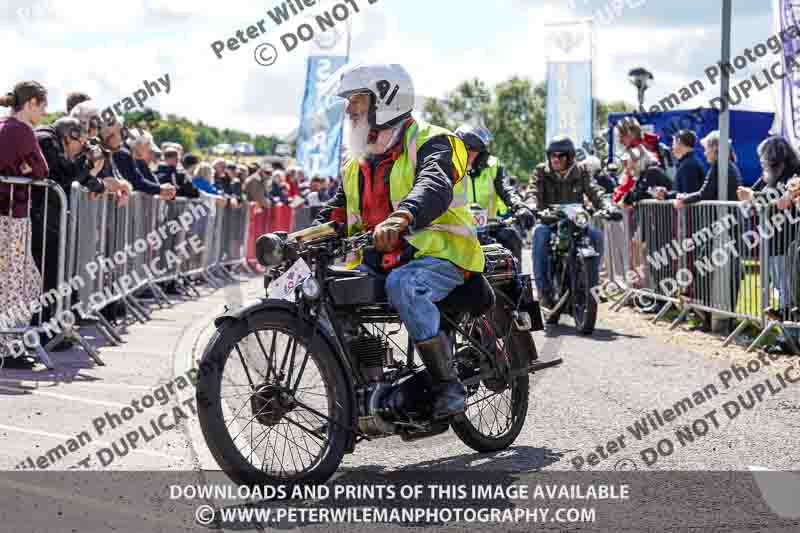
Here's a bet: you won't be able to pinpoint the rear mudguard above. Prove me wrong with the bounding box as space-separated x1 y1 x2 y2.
209 298 359 453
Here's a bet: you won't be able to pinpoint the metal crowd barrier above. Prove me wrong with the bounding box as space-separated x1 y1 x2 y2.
0 176 96 369
64 185 254 365
603 198 800 353
0 176 259 371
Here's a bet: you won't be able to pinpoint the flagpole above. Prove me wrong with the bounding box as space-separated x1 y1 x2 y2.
346 19 352 60
718 0 732 201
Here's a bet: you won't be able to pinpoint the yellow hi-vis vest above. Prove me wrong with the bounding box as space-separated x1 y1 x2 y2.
468 156 508 219
342 120 485 273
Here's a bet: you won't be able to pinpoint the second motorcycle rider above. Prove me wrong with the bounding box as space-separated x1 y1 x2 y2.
454 124 535 265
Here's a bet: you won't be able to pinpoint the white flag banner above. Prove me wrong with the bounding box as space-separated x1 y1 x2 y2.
544 20 594 148
544 20 593 63
302 0 351 57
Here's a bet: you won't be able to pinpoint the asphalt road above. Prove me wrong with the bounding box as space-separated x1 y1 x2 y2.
1 253 799 531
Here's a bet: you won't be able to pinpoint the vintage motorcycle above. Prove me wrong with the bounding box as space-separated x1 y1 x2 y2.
196 222 547 488
538 204 619 335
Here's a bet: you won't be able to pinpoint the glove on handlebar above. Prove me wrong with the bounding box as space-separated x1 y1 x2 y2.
374 211 412 252
512 203 535 227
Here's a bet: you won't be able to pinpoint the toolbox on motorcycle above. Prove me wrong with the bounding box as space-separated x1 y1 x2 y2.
481 244 517 283
327 267 388 306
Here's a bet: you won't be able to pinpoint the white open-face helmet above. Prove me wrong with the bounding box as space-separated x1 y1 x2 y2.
322 62 414 130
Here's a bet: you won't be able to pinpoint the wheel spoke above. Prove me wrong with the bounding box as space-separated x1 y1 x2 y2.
215 325 338 480
233 343 256 390
284 412 328 443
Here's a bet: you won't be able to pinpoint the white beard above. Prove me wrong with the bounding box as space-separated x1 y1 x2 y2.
344 116 370 159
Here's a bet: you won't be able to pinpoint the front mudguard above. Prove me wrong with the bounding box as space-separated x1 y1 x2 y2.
207 298 359 453
214 297 299 327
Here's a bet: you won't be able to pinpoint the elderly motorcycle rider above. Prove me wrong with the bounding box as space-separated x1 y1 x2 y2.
316 63 484 419
531 136 616 309
455 124 534 265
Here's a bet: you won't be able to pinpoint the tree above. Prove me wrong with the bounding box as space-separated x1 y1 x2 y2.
486 78 547 181
595 99 636 130
123 108 162 131
152 122 197 152
40 112 65 126
254 135 280 156
421 79 492 131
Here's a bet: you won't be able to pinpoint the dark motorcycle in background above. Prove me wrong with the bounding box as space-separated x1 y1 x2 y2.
469 203 528 266
537 204 619 335
196 222 551 488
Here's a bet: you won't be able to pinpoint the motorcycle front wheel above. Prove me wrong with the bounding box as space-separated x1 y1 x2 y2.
545 258 565 325
572 255 599 335
196 308 352 489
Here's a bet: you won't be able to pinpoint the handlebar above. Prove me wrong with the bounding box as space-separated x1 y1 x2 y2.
255 223 385 269
532 205 622 225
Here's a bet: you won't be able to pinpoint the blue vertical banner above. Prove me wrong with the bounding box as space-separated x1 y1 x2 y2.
544 20 594 149
296 55 349 178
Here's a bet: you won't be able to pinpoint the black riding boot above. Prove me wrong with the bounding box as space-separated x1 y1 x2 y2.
415 331 465 420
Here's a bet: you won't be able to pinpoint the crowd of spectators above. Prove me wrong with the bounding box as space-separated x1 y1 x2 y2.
0 80 336 367
567 117 799 350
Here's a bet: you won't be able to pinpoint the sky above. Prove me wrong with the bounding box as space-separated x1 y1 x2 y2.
2 0 779 138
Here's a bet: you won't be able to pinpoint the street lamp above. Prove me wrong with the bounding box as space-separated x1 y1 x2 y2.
628 68 654 112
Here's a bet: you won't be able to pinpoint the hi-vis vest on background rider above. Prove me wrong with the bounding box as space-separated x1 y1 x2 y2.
469 156 508 219
342 120 485 273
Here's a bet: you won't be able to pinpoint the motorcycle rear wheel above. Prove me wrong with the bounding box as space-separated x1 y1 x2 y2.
451 292 530 452
196 308 352 489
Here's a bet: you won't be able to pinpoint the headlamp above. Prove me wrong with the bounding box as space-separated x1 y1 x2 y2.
574 211 590 228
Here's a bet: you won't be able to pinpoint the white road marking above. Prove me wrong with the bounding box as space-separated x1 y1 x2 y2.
0 385 128 407
0 379 154 390
0 423 187 462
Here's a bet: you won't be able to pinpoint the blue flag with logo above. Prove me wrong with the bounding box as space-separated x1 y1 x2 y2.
296 55 349 178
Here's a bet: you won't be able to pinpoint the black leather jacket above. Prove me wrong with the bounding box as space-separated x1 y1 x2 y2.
531 162 610 210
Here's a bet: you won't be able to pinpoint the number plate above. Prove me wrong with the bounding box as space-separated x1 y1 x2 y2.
472 209 488 227
267 259 312 302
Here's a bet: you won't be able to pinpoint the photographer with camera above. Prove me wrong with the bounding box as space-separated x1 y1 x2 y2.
70 102 132 202
31 116 108 349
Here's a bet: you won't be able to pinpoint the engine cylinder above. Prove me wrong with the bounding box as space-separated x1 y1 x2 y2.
348 334 388 382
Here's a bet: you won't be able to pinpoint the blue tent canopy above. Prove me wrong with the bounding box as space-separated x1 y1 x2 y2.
607 108 775 186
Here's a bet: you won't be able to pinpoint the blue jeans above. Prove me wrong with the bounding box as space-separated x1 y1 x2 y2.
532 224 604 292
357 256 465 341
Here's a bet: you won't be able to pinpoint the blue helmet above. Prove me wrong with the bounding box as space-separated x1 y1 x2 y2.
455 124 493 152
